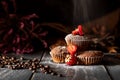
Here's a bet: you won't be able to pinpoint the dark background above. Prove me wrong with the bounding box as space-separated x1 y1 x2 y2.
0 0 120 50
0 0 119 25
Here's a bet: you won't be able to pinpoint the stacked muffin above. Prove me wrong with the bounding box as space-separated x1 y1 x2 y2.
77 51 103 65
50 46 68 63
65 34 91 51
50 25 104 65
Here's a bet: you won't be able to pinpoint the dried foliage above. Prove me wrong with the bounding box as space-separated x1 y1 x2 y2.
0 14 48 54
0 0 70 54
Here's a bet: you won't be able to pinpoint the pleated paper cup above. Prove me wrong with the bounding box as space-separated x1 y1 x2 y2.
50 52 67 63
77 56 104 65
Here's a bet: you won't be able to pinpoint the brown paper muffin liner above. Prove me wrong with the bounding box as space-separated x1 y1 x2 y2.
77 56 103 65
50 52 66 63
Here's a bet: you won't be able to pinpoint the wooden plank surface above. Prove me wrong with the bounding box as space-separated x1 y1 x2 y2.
0 51 44 80
0 51 120 80
31 73 66 80
0 68 32 80
104 55 120 80
31 51 111 80
106 65 120 80
16 51 44 60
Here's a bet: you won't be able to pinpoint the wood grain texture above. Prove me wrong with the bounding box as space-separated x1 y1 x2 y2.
32 51 111 80
103 54 120 65
0 68 32 80
1 51 120 80
19 51 44 60
31 73 67 80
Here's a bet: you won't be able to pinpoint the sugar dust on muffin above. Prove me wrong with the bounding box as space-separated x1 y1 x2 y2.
65 25 92 51
50 46 69 63
77 50 104 65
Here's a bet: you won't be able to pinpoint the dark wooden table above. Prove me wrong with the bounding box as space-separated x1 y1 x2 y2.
0 51 120 80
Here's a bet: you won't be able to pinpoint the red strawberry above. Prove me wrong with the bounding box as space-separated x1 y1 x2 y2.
72 28 79 35
67 45 77 55
78 25 84 36
66 56 77 66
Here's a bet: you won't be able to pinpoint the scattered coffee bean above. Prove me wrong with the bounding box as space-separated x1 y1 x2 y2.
44 65 49 69
0 55 63 77
11 57 15 60
33 58 37 62
12 65 17 69
48 70 52 73
7 62 11 65
32 66 36 70
2 56 6 59
32 70 36 73
44 71 48 74
42 70 47 73
20 57 24 60
29 67 32 70
39 64 43 68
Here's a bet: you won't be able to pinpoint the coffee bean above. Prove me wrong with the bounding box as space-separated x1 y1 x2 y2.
32 66 36 70
40 67 45 71
11 57 15 60
32 62 35 66
7 62 11 65
0 55 63 77
5 59 9 62
32 70 36 73
33 58 37 62
44 65 49 69
29 67 32 70
4 61 7 65
44 71 48 74
39 64 43 68
13 65 17 69
48 70 53 73
2 56 6 59
20 57 24 60
21 65 24 68
36 65 40 68
34 61 39 65
41 69 46 73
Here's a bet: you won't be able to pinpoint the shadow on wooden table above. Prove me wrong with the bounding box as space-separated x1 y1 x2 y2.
102 55 120 65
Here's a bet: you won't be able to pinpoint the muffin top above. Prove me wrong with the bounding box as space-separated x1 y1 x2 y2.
77 50 103 57
65 34 91 41
49 39 66 50
50 46 68 55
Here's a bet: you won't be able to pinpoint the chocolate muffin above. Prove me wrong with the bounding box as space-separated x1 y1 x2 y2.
65 34 91 51
50 46 68 63
77 50 104 65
